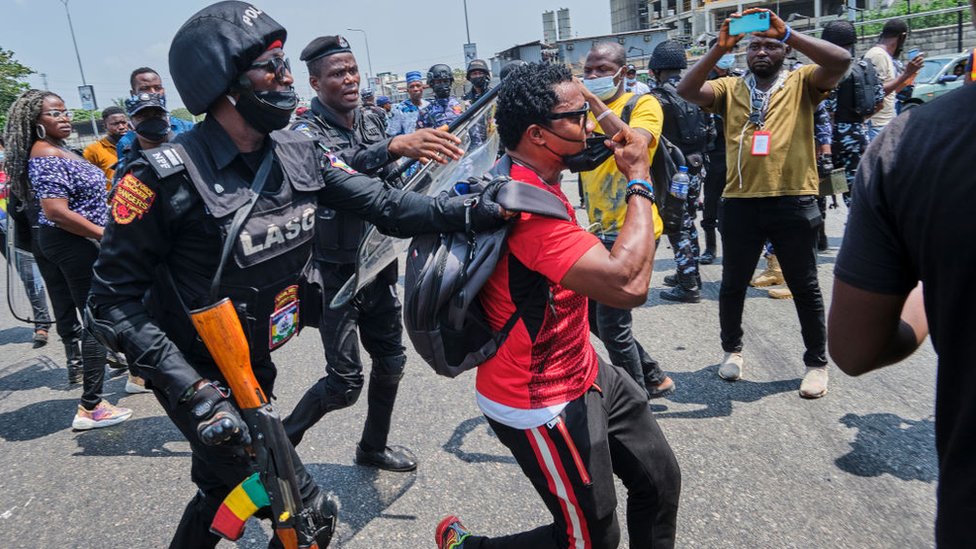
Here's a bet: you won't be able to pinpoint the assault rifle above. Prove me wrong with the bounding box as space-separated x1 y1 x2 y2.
190 298 331 549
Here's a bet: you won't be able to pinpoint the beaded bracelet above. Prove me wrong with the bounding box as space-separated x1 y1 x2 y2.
625 186 655 204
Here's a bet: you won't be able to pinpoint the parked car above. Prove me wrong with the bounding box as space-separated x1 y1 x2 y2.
900 52 969 110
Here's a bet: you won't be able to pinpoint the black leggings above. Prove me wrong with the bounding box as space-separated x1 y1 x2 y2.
36 226 106 408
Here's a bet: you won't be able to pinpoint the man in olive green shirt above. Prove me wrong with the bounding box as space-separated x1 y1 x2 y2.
677 8 851 398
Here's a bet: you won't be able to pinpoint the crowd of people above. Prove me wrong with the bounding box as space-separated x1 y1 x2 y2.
0 1 973 547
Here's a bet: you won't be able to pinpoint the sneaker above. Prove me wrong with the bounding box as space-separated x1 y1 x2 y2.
699 249 716 265
799 366 829 399
719 352 743 381
436 516 471 549
72 401 133 430
647 376 676 399
125 373 152 394
767 287 793 299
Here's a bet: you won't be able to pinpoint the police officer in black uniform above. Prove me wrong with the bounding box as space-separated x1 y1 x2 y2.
86 3 505 547
463 59 491 103
283 35 464 471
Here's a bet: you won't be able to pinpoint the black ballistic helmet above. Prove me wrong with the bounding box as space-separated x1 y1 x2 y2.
648 40 688 71
466 59 490 79
169 1 287 115
821 20 857 48
427 63 454 86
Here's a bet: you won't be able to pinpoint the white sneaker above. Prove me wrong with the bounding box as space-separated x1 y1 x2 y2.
719 352 743 381
799 366 829 399
125 373 152 394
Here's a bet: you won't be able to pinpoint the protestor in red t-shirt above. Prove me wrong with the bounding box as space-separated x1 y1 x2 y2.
436 62 681 549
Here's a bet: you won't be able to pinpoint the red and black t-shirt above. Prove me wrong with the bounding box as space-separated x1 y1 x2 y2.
475 163 601 409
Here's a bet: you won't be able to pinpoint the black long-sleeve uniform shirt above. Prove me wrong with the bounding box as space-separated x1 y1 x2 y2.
89 116 470 408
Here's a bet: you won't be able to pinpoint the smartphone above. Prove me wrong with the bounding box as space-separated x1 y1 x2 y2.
729 11 771 36
907 48 920 60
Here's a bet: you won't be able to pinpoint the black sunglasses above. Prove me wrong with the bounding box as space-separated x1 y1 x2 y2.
249 56 291 83
547 101 590 125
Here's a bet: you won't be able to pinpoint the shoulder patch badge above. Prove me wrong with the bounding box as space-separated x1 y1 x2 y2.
112 174 156 225
325 153 358 175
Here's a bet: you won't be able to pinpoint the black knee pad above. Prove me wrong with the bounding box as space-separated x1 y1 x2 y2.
371 355 406 383
322 386 362 412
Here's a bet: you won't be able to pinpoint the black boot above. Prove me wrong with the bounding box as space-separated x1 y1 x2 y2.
356 356 416 472
700 228 717 265
64 338 83 385
663 273 679 287
660 272 701 303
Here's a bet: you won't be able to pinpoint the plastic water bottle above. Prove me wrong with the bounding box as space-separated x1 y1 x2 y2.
670 166 690 200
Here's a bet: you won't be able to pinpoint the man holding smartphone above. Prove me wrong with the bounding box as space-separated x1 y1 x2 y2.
863 19 925 139
676 8 851 398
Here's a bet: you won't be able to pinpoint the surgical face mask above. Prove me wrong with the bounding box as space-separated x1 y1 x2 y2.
626 77 637 86
583 68 622 100
717 54 736 70
229 86 298 134
135 117 170 142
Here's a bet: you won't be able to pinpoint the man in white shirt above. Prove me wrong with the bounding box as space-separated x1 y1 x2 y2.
863 19 924 139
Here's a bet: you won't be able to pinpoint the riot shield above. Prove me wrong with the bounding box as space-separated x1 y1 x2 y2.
330 94 500 309
3 212 53 325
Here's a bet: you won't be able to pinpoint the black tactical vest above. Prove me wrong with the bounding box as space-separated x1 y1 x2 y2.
296 109 388 264
142 130 326 362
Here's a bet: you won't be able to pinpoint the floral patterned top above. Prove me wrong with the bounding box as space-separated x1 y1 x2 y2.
28 155 108 227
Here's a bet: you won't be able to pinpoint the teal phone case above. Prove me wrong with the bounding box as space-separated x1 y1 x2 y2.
729 12 771 35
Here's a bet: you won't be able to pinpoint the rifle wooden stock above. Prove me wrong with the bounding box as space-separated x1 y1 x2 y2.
189 298 267 409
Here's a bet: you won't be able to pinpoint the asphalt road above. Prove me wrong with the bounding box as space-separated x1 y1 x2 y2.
0 180 938 548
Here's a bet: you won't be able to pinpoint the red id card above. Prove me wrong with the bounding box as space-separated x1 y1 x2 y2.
751 130 771 156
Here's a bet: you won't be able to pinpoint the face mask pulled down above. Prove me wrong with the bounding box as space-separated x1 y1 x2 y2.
542 126 614 173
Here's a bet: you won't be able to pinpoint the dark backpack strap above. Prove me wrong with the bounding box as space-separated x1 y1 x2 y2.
208 147 275 302
619 93 643 126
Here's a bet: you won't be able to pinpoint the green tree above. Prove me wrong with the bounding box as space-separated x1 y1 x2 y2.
0 48 35 130
169 107 196 122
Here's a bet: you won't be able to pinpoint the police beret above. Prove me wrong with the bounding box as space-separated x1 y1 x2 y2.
300 35 352 63
648 39 688 71
169 1 287 115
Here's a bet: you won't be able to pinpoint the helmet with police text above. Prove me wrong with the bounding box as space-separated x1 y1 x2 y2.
466 59 490 79
168 1 287 115
648 40 688 71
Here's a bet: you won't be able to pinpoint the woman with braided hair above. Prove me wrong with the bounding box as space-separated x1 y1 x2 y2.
4 89 131 430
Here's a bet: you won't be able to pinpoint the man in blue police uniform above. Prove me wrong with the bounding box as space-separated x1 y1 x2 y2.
86 3 506 546
417 63 465 129
387 70 428 136
284 35 464 471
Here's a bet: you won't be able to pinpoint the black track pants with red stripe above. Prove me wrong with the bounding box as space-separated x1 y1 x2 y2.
469 359 681 549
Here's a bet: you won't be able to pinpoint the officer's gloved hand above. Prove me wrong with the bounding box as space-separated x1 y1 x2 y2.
469 175 516 231
183 381 251 447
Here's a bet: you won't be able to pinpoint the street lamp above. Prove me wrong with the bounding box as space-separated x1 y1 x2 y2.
346 28 374 90
59 0 99 137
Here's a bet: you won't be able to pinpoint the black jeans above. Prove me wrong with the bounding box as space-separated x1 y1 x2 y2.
701 153 726 233
285 261 406 451
152 359 322 549
36 226 106 407
718 197 827 367
468 360 681 549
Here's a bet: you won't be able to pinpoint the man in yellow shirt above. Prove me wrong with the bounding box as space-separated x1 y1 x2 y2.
579 41 675 399
82 106 128 189
677 8 851 398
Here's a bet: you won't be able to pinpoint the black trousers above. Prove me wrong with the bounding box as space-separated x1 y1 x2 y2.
700 153 726 233
35 226 105 407
468 360 681 549
154 358 321 549
718 197 827 367
286 261 406 451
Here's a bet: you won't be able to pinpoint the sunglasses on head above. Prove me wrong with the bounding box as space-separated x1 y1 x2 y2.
249 56 291 83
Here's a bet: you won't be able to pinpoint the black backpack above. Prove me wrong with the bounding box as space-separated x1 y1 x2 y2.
620 94 687 235
835 59 882 122
649 82 709 157
403 157 570 378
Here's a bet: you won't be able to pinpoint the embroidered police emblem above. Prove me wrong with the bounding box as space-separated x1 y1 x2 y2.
338 36 349 49
111 174 156 225
325 152 358 175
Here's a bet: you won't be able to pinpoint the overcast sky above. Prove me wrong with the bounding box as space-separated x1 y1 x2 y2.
0 0 612 110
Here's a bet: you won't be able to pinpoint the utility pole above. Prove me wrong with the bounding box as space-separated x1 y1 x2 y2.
347 28 374 90
40 73 49 91
464 0 471 44
60 0 99 138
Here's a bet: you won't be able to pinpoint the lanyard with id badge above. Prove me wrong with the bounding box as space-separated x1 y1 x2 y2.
735 72 786 186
